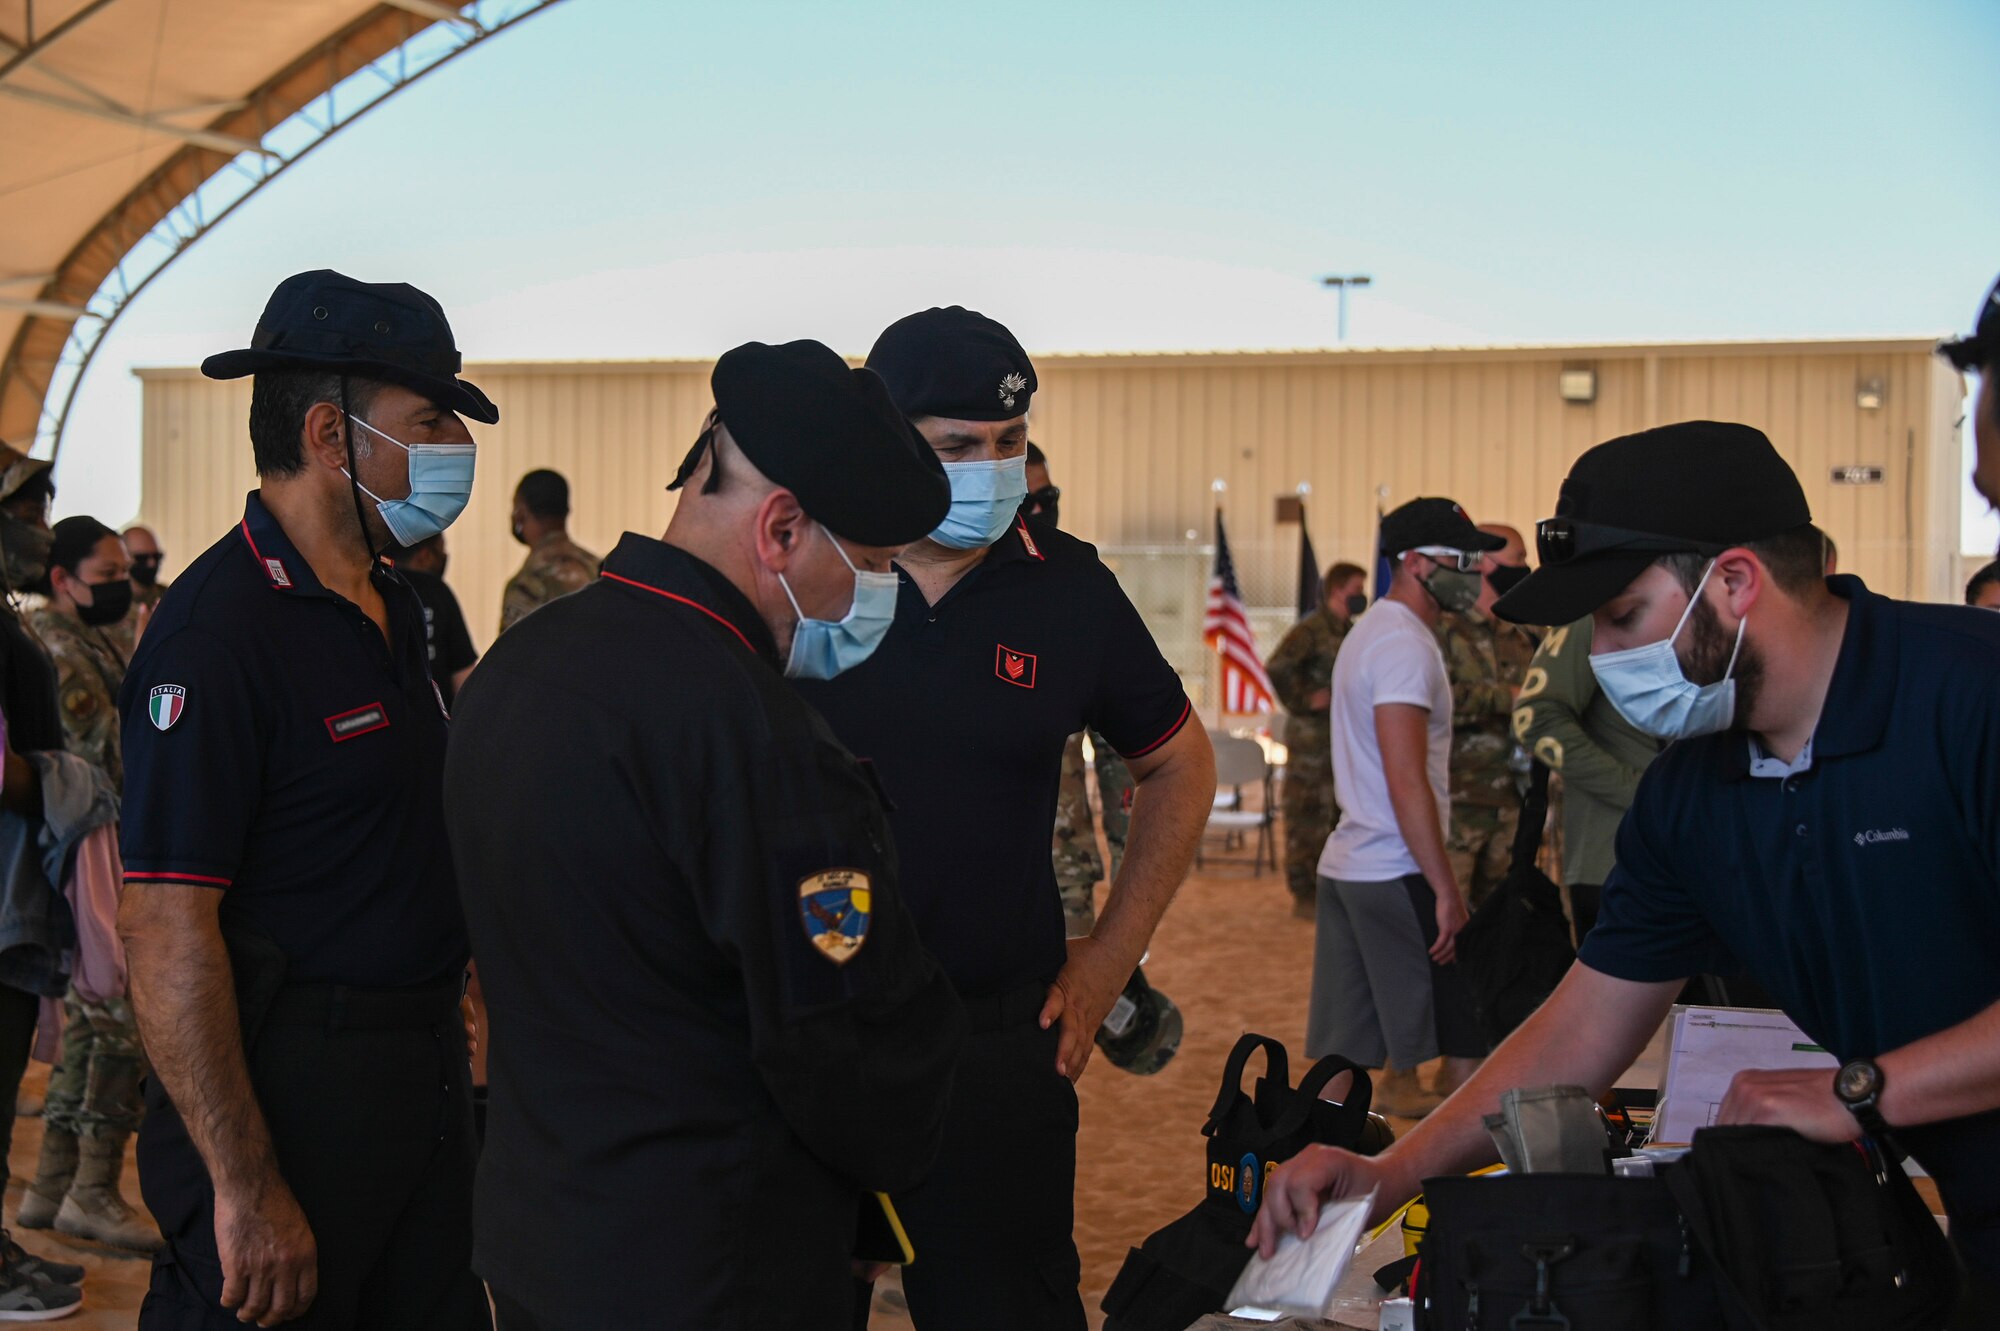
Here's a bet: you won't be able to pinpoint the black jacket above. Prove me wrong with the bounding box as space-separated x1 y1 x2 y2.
447 534 964 1330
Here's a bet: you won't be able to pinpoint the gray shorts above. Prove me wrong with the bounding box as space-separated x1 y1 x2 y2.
1306 873 1486 1069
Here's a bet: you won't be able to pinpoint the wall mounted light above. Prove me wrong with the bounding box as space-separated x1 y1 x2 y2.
1856 377 1884 411
1558 368 1597 403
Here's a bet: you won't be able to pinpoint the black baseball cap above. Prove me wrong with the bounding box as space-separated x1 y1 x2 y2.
681 339 949 548
1493 420 1811 627
1939 272 2000 372
866 306 1036 421
202 270 497 424
1378 497 1506 558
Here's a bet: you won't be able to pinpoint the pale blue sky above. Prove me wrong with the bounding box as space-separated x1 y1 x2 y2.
51 0 2000 543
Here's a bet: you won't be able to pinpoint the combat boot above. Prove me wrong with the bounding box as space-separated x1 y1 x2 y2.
13 1129 75 1230
53 1132 161 1253
1372 1064 1444 1119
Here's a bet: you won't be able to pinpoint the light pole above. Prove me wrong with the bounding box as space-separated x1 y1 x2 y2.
1320 274 1372 342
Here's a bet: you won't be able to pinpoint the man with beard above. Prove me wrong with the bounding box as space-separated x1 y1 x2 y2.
1249 421 2000 1308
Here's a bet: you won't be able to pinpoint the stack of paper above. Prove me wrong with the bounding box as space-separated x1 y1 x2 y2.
1652 1006 1836 1145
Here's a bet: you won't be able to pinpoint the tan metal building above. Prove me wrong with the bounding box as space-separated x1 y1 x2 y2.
136 337 1966 707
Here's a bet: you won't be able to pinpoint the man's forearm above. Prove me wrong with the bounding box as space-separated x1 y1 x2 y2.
122 898 281 1194
1094 739 1212 967
1386 764 1456 897
1878 997 2000 1128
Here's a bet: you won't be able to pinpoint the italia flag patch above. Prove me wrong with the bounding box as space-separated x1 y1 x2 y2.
148 685 186 731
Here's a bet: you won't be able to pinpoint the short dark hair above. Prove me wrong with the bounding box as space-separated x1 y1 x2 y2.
1325 561 1367 589
1026 441 1047 468
248 370 381 478
1966 560 2000 606
1655 523 1826 598
515 468 570 520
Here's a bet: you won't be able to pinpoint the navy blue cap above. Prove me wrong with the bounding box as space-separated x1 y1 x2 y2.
1939 272 2000 372
202 269 497 424
866 306 1036 422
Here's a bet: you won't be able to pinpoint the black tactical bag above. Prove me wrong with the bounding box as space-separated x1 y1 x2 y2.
1416 1126 1962 1331
1455 762 1574 1047
1101 1034 1387 1331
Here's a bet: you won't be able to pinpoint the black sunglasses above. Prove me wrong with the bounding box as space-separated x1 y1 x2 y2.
1536 517 1717 567
1028 484 1060 505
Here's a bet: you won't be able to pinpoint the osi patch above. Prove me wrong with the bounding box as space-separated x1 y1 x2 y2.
148 685 186 731
797 868 871 965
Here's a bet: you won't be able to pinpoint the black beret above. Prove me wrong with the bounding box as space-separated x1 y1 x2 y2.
202 269 498 424
699 339 949 547
866 306 1036 421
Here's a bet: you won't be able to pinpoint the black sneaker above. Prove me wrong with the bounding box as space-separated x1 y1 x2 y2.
0 1240 81 1291
0 1265 78 1321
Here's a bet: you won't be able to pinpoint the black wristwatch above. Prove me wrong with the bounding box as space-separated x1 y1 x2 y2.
1834 1058 1892 1139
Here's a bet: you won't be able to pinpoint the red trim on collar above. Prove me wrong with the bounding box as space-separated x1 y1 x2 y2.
1015 517 1045 561
239 518 293 589
600 571 757 655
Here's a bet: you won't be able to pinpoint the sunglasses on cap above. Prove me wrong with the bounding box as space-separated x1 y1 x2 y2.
1535 518 1720 567
1402 546 1485 572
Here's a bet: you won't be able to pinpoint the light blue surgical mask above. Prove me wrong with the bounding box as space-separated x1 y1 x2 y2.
1589 560 1746 740
779 524 900 680
930 455 1028 549
345 414 476 547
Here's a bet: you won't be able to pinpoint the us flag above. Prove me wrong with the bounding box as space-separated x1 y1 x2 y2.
1203 511 1275 714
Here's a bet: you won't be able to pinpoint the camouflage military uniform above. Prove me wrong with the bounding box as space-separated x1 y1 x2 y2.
1264 610 1350 905
24 606 143 1140
499 531 600 634
1052 731 1134 937
1436 608 1538 912
100 577 162 671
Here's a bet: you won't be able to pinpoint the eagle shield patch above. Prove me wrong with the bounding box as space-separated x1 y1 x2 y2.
798 868 871 965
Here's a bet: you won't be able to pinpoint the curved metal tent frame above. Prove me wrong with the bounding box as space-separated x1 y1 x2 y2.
0 0 565 461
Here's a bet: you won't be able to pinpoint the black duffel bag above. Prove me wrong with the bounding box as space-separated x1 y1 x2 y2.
1101 1034 1386 1331
1663 1125 1962 1331
1415 1172 1724 1330
1456 762 1574 1047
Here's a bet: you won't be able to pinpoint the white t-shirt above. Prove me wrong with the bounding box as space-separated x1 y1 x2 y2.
1318 597 1453 883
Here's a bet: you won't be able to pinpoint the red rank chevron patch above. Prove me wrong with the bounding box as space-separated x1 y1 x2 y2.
995 643 1037 689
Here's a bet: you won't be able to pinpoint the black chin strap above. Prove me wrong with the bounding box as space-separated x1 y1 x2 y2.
339 376 381 562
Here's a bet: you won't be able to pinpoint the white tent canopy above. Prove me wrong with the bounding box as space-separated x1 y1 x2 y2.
0 0 560 456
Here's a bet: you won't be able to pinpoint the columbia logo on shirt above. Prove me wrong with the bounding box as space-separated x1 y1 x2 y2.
1853 827 1910 847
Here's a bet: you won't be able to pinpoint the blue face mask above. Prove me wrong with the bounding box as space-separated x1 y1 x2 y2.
1589 560 1746 740
779 524 900 681
930 455 1028 549
345 415 476 547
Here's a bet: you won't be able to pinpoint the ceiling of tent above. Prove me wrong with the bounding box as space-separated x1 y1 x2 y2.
0 0 556 452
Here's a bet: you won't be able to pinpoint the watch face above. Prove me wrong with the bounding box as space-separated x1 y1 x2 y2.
1837 1061 1879 1102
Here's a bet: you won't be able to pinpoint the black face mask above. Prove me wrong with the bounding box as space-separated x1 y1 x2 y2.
1027 485 1060 529
1344 593 1368 616
1486 563 1532 598
75 577 133 627
130 556 162 588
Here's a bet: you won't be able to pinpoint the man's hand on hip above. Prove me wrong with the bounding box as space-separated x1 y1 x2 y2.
215 1174 318 1327
1039 935 1129 1081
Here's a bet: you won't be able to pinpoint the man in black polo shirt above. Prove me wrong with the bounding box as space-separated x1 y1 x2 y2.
447 340 963 1330
1249 421 2000 1298
118 270 493 1330
796 307 1217 1329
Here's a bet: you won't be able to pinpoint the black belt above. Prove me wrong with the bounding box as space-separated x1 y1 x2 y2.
959 981 1049 1034
262 978 463 1033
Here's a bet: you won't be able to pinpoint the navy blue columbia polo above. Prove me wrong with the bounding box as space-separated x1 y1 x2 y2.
796 514 1192 996
1581 576 2000 1251
119 492 466 988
